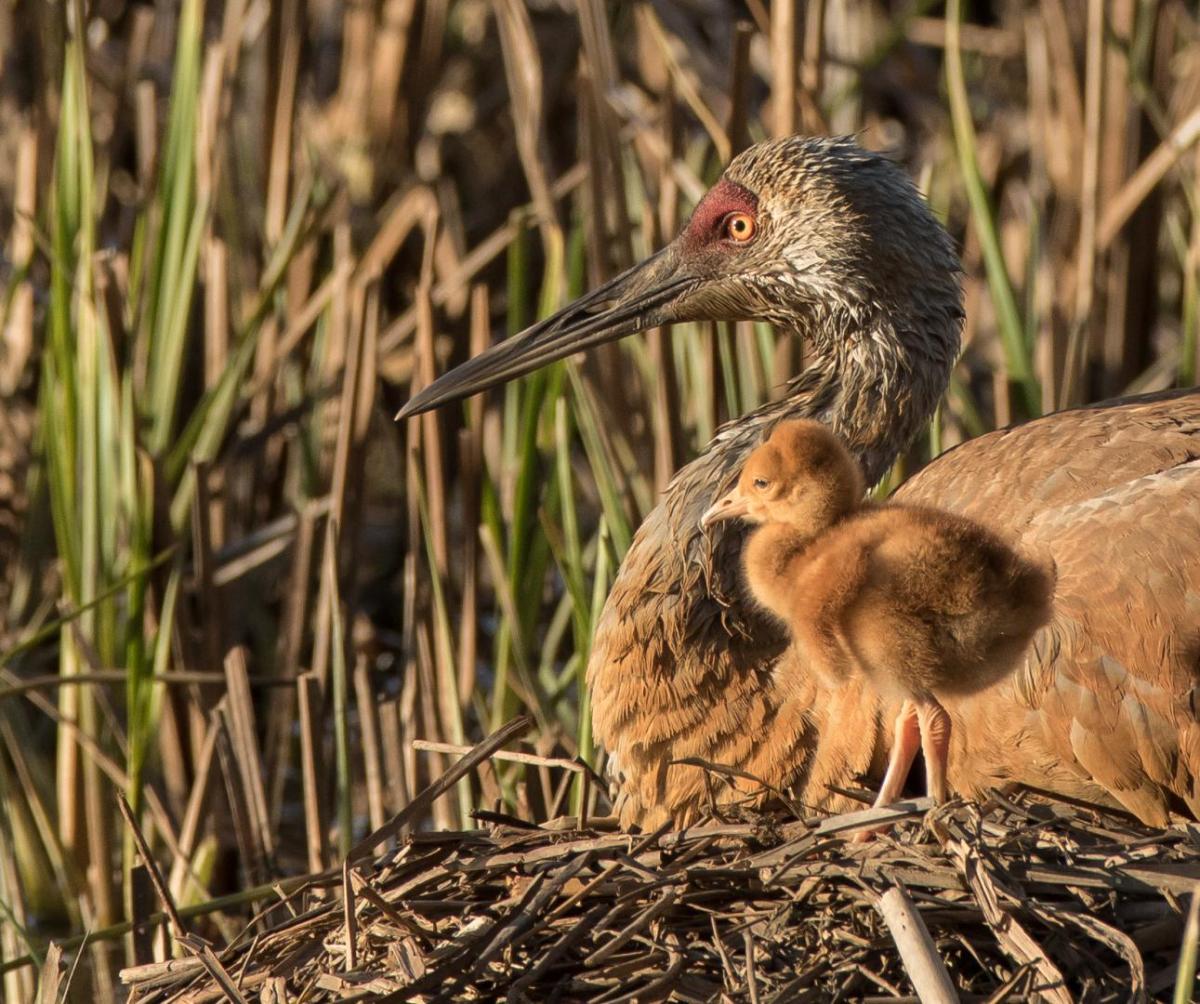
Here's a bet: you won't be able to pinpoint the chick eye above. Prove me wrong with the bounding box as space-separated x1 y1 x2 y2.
724 212 756 243
753 477 769 490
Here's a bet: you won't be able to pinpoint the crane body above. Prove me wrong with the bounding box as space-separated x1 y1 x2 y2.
400 137 1200 829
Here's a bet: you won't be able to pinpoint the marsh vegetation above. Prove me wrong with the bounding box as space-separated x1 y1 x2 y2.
1 0 1198 998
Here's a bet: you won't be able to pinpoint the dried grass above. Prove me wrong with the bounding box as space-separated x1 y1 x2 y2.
118 729 1197 1003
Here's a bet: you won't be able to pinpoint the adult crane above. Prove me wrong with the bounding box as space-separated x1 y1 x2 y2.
400 136 1200 829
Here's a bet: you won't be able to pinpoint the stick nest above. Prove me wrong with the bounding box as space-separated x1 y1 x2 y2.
122 792 1198 1003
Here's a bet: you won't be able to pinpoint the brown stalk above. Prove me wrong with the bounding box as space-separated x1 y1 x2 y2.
578 0 634 273
190 462 223 674
266 499 320 821
311 273 369 688
414 625 454 831
166 715 220 908
213 703 266 890
770 0 798 138
0 758 33 1003
399 456 421 815
203 237 229 390
415 280 448 579
0 122 36 393
907 16 1020 59
369 0 417 146
350 281 380 550
456 286 489 707
494 0 560 242
34 942 62 1004
297 673 328 875
353 659 386 831
117 794 248 1004
635 6 731 164
379 695 410 815
358 186 438 283
1099 0 1139 397
642 193 681 496
251 261 353 397
1024 12 1063 412
1098 106 1200 251
412 739 588 777
414 0 448 113
347 716 532 865
134 78 157 192
79 700 116 948
195 43 225 206
1042 0 1086 145
335 0 376 201
799 0 828 133
222 648 275 869
725 22 755 159
1061 0 1104 409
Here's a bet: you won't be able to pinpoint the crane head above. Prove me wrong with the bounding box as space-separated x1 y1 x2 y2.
397 136 960 421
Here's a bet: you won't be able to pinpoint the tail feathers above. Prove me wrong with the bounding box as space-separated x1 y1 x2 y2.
1002 553 1057 638
938 551 1056 685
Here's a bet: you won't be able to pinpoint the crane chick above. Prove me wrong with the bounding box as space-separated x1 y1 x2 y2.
700 420 1054 825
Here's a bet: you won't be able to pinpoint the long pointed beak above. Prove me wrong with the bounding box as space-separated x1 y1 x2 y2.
396 246 700 420
700 488 752 531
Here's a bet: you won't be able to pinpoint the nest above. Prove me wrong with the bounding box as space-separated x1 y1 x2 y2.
120 777 1198 1002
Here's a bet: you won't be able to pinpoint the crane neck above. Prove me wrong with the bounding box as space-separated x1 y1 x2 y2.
750 304 959 487
687 300 961 624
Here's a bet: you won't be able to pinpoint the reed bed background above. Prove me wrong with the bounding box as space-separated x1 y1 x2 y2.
0 0 1198 998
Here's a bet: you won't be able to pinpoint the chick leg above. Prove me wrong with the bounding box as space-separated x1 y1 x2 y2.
915 699 952 803
874 699 922 807
852 700 921 842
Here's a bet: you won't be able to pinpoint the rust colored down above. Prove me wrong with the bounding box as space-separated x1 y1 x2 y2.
702 420 1053 825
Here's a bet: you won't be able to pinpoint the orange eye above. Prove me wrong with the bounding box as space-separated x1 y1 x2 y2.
724 212 756 243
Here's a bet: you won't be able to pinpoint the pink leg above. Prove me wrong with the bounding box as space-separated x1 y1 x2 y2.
916 699 952 803
852 700 920 842
874 700 922 807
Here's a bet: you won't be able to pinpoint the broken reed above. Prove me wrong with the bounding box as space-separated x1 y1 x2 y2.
0 1 1199 1000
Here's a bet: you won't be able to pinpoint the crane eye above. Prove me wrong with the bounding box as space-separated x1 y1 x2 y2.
753 477 769 490
724 212 756 243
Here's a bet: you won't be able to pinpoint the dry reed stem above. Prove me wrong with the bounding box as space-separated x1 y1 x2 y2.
296 673 328 875
1 124 36 394
1099 106 1200 250
222 648 274 866
1063 0 1105 409
770 0 798 138
166 715 219 908
875 886 958 1004
118 794 248 1004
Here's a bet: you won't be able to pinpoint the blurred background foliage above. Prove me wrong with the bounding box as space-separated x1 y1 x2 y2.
0 0 1198 997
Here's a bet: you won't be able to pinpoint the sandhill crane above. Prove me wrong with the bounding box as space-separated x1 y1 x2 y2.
701 419 1053 826
400 136 1200 830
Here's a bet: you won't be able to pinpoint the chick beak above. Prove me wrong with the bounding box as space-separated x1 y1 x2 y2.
700 488 752 531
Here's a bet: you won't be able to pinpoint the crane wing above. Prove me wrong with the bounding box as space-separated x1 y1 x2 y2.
896 388 1200 822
